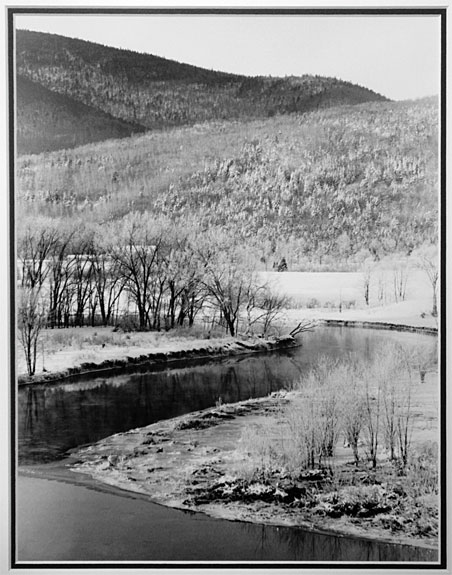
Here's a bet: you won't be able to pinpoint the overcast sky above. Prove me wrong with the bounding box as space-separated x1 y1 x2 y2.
15 13 441 101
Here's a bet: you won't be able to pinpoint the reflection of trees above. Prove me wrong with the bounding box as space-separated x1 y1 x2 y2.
24 386 38 433
19 328 437 467
219 367 241 401
13 336 318 464
254 524 269 560
238 521 436 562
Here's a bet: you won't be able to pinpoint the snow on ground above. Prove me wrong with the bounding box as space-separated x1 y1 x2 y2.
16 328 233 378
262 270 438 329
16 272 438 378
286 298 437 329
260 271 364 304
260 270 432 307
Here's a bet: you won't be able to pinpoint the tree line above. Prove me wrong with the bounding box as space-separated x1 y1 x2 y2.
17 212 288 375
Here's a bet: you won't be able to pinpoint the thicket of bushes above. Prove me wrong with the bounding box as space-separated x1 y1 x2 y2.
238 345 424 477
193 345 439 538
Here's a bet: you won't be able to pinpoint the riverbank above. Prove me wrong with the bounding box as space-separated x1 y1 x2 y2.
287 298 438 331
17 294 437 385
69 388 439 552
17 332 298 385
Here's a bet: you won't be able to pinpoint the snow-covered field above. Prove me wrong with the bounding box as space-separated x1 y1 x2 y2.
261 270 437 329
260 270 432 308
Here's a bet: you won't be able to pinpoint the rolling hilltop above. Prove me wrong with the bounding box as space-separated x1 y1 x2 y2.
17 76 146 154
16 29 388 155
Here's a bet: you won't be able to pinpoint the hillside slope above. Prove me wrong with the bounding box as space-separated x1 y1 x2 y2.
17 75 146 154
17 97 438 268
16 29 388 154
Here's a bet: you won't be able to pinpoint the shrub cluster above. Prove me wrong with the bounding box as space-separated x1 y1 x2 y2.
238 344 424 478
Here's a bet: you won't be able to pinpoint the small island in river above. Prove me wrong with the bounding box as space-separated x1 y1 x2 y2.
63 323 438 553
17 309 439 556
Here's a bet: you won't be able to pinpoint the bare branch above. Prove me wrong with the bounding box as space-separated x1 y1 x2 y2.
289 319 318 337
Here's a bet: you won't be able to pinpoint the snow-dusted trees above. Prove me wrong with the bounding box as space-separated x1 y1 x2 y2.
110 213 167 330
412 244 439 317
17 216 59 290
17 287 47 376
16 212 288 335
90 224 126 326
17 97 438 273
287 344 417 472
198 234 257 337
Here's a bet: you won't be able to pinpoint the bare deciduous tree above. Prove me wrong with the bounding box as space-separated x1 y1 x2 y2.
362 365 382 469
361 257 375 307
252 286 289 337
340 361 366 465
47 226 76 328
91 226 126 326
199 233 257 337
17 216 59 290
18 287 47 376
412 244 439 317
111 212 165 330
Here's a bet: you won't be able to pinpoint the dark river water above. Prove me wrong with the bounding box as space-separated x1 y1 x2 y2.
15 327 439 564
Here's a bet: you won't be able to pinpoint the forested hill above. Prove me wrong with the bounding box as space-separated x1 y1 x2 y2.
16 29 388 154
17 97 438 269
17 76 146 154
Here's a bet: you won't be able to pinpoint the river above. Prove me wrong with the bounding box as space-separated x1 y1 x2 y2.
15 326 439 564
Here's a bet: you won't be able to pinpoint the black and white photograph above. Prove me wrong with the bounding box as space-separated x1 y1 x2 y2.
5 4 447 570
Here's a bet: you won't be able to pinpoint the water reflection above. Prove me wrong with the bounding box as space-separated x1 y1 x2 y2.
19 351 299 463
242 522 438 562
18 327 438 465
17 475 438 563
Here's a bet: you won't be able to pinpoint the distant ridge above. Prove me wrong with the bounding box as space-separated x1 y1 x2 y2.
16 29 389 155
17 75 146 154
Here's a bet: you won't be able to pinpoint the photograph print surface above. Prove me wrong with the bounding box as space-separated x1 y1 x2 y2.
10 7 445 569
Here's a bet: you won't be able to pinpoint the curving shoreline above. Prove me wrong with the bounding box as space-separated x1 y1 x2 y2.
17 334 299 386
321 319 438 335
68 389 438 554
17 318 438 387
18 320 439 556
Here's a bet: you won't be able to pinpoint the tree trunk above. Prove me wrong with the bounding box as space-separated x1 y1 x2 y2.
137 302 146 330
432 283 438 317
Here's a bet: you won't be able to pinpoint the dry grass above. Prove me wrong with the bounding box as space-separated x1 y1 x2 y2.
16 325 232 376
43 327 161 352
